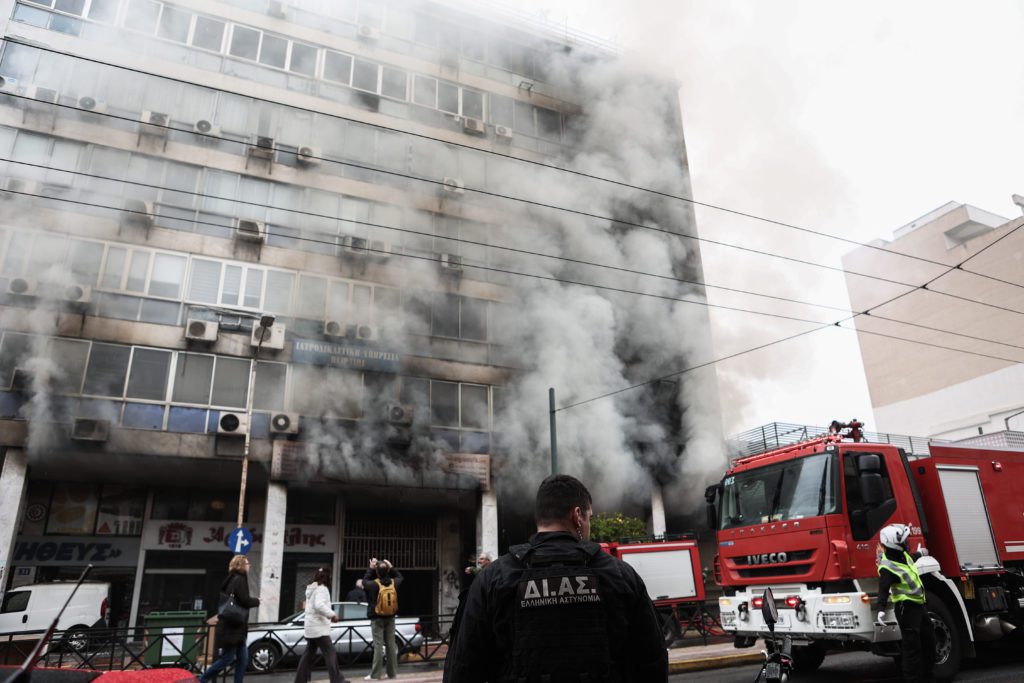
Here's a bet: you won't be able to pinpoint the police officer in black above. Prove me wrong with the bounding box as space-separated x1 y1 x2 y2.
443 474 668 682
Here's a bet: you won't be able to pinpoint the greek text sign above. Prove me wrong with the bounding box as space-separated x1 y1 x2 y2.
142 522 337 553
292 339 401 373
12 536 140 566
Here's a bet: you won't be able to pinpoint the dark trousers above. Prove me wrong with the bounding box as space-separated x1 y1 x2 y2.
896 601 935 683
199 643 248 683
294 635 343 683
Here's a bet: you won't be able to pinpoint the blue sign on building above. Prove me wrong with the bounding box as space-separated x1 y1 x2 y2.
292 339 401 373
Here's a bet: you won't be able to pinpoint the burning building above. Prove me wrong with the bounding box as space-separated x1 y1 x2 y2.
0 0 723 625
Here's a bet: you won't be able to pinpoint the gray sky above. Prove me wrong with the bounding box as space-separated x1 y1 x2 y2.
497 0 1024 435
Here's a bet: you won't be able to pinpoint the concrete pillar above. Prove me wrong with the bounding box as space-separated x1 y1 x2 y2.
128 490 154 628
650 483 666 538
257 482 287 622
0 449 28 596
476 488 498 560
437 512 461 618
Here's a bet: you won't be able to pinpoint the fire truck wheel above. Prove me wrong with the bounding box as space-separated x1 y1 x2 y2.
791 641 826 672
659 612 681 647
928 598 961 681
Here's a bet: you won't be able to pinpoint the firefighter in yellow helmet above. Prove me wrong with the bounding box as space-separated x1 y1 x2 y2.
877 524 935 682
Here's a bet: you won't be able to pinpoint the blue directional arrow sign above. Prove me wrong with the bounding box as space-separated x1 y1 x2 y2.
227 527 254 555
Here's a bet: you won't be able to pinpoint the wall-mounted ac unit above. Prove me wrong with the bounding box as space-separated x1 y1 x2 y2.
267 0 288 18
77 95 106 113
442 177 464 195
248 136 275 161
462 117 485 135
0 75 19 94
26 85 59 104
357 25 380 41
440 253 463 272
349 323 378 341
217 412 248 436
369 240 392 257
270 411 299 435
235 218 266 242
251 323 286 350
140 110 169 129
185 318 219 342
322 320 346 338
63 284 92 305
494 125 513 140
384 403 414 424
296 145 320 166
193 119 221 137
121 199 154 229
342 235 368 254
7 277 37 296
71 418 110 442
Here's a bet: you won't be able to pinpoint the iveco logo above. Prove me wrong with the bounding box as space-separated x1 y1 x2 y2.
747 552 789 565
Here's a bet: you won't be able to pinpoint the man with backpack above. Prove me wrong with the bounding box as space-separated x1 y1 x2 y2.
362 557 403 680
443 474 668 682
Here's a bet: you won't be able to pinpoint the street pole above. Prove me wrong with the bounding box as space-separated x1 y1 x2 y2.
549 387 558 475
237 316 274 529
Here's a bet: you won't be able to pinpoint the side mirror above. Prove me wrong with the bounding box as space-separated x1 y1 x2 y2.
761 587 778 628
860 473 885 507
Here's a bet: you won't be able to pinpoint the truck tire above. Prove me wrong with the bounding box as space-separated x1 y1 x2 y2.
928 598 962 681
659 611 681 647
791 641 826 672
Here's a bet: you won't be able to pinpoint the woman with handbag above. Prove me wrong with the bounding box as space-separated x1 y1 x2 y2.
293 567 344 683
200 555 260 683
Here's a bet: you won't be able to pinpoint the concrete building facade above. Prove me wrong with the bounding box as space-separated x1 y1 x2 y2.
0 0 721 629
842 200 1024 441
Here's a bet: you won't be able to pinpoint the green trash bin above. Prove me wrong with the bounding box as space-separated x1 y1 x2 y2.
143 610 208 667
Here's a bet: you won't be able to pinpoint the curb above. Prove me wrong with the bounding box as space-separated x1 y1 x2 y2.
668 651 763 673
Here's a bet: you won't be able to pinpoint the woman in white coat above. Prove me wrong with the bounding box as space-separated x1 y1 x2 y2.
293 567 345 683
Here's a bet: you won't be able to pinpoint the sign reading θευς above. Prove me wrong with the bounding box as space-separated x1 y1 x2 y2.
292 338 401 373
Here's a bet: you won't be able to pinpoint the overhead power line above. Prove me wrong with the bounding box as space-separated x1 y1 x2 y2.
6 39 1024 293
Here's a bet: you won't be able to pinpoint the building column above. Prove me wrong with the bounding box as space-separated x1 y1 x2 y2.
650 483 666 538
128 490 155 628
476 487 498 560
0 448 28 596
258 482 287 622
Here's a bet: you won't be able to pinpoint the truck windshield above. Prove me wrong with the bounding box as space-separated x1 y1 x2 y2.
719 452 839 530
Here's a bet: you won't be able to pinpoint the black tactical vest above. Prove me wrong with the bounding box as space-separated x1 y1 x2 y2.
506 541 618 683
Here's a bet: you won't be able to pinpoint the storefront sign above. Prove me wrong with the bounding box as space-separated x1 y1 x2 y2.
292 339 401 373
443 453 491 491
12 536 140 566
142 522 337 553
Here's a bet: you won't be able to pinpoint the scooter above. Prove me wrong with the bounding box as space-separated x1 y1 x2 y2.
754 587 794 683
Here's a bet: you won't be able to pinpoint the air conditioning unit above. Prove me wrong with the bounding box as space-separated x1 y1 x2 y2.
121 199 154 230
342 235 368 254
296 145 320 166
140 110 169 128
77 95 106 113
494 125 513 140
193 119 221 137
7 277 37 296
349 323 378 341
248 136 275 161
235 218 266 242
185 318 219 342
384 403 414 424
267 0 288 18
217 412 248 436
322 320 346 338
442 177 465 195
369 240 392 257
63 284 92 305
269 412 299 435
440 253 463 272
71 418 110 442
357 25 380 41
0 75 19 93
462 117 485 134
251 323 286 350
26 85 59 104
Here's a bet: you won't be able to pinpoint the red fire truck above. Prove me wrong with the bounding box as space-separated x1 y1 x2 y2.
705 432 1024 679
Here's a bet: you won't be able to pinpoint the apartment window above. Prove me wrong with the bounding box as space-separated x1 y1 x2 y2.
323 51 353 85
462 89 484 120
430 381 458 427
296 275 327 320
49 338 89 393
289 42 317 77
171 352 213 404
229 25 260 61
0 333 31 389
82 343 130 397
125 348 170 401
157 5 190 43
187 259 266 310
259 34 288 69
460 384 488 429
67 239 104 286
352 59 378 93
210 357 249 408
412 76 436 108
88 0 117 22
253 361 286 411
433 294 460 338
461 298 488 341
100 246 185 300
381 67 407 100
192 16 225 51
264 270 294 314
124 0 160 34
437 81 458 114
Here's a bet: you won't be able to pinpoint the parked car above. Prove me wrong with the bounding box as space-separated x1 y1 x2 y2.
246 601 423 672
0 582 110 651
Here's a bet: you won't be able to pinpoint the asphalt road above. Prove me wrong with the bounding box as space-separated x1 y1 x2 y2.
671 650 1024 682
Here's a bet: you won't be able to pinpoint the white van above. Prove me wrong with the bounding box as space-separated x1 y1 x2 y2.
0 582 110 649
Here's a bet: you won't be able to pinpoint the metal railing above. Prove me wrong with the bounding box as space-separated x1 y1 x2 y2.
729 422 941 458
950 430 1024 451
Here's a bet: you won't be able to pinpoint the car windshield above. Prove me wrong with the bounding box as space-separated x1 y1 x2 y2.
719 452 839 529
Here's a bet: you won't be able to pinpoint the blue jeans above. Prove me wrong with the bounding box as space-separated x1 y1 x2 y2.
200 642 248 683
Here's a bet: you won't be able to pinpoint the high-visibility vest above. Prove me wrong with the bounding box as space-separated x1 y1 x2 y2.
878 551 926 605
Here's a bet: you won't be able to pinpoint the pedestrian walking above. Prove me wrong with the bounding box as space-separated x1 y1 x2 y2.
293 567 344 683
443 474 668 683
345 579 368 603
199 555 260 683
876 524 935 682
362 558 403 680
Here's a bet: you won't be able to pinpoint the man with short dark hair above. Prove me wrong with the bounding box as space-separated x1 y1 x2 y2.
443 474 668 682
363 558 403 680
